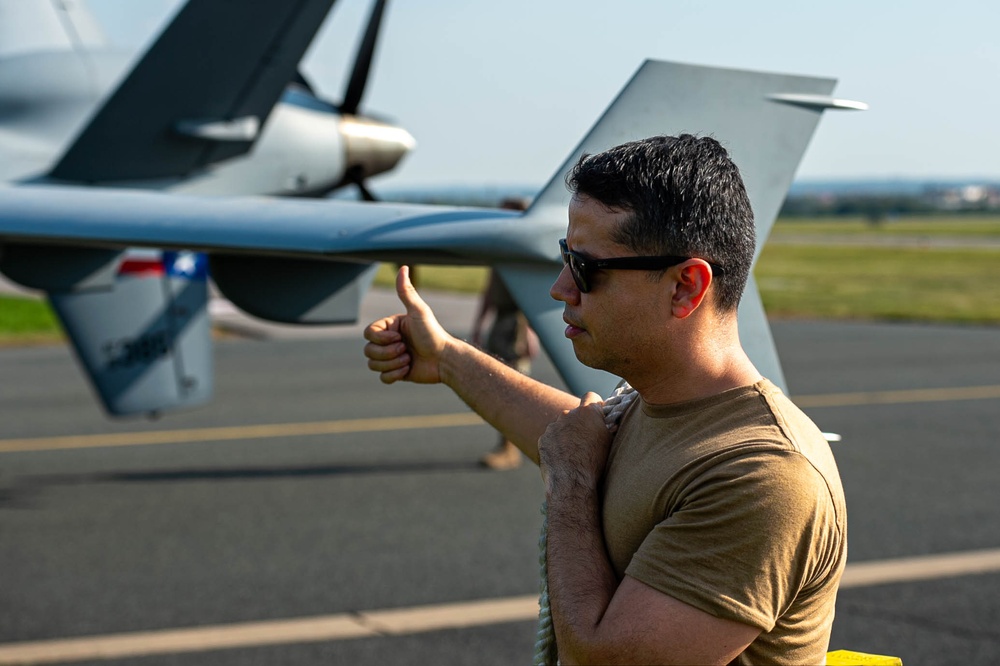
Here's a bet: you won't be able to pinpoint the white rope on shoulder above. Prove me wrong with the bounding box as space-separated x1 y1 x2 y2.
533 381 638 666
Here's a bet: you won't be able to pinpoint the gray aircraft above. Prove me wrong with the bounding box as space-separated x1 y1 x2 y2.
0 0 412 415
0 4 865 418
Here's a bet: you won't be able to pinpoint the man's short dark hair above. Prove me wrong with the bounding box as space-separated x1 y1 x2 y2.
566 134 756 312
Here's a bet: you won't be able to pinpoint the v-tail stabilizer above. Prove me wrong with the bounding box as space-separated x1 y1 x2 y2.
48 0 340 183
497 60 863 397
0 59 865 415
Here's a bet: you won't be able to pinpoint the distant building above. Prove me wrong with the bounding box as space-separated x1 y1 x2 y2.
928 184 1000 211
781 179 1000 217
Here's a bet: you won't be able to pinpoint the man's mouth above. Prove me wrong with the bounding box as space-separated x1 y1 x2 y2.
563 315 585 339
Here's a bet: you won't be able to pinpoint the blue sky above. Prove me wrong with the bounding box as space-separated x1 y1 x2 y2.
88 0 1000 189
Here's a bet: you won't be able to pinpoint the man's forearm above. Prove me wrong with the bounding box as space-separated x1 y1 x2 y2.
438 339 577 463
545 476 619 664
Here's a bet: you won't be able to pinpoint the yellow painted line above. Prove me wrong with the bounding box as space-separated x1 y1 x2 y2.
794 384 1000 408
0 413 484 454
841 547 1000 589
3 548 1000 664
3 384 999 454
0 595 539 665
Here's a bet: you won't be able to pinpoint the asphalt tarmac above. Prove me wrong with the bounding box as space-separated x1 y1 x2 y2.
1 294 999 665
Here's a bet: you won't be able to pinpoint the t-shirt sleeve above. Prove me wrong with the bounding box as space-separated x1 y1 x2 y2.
624 449 836 631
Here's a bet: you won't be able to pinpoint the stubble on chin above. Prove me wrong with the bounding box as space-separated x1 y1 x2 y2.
572 337 628 378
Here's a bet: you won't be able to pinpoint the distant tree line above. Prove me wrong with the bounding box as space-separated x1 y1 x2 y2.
780 188 1000 221
780 195 936 221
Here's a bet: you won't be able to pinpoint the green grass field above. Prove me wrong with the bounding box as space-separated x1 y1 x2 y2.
773 214 1000 238
755 244 1000 323
374 264 490 293
3 215 1000 340
0 295 62 343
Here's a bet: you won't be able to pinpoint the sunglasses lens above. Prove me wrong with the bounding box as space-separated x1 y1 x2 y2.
559 239 590 293
569 255 589 293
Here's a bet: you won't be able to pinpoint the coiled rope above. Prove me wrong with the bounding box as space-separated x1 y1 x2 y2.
533 382 638 665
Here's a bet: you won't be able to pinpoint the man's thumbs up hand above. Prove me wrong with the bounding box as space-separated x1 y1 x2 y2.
363 266 452 385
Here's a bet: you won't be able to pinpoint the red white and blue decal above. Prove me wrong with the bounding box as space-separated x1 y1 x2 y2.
117 251 208 280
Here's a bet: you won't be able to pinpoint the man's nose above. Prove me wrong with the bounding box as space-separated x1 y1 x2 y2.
550 265 580 305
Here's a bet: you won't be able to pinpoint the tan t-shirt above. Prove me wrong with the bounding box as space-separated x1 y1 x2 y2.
602 379 846 665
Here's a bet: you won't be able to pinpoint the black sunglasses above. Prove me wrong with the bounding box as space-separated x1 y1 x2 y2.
559 238 724 293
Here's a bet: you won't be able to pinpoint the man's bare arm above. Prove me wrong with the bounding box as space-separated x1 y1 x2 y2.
546 487 760 664
540 396 760 664
363 266 577 463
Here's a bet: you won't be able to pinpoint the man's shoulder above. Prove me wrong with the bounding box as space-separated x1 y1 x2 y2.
625 378 843 500
750 380 843 484
720 379 832 457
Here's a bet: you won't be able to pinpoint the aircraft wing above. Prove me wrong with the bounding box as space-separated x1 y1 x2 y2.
0 186 531 261
48 0 339 183
1 58 864 416
0 185 544 415
0 185 544 325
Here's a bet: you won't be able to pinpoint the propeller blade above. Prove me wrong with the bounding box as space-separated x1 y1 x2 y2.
341 164 378 201
340 0 387 115
355 178 378 202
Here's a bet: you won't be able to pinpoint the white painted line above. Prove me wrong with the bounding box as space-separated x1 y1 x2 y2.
4 549 1000 664
840 547 1000 589
0 596 539 665
360 595 539 635
0 615 378 664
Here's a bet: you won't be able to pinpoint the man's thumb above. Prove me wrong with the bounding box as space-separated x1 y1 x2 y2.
396 265 428 315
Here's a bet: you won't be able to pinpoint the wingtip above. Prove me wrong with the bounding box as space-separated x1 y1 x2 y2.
767 93 868 112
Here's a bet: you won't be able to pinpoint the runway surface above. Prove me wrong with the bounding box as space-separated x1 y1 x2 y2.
1 298 999 665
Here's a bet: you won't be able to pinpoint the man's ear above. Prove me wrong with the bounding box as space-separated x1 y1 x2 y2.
670 260 714 319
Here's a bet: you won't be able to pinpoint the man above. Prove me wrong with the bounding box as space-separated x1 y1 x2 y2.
363 135 846 665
